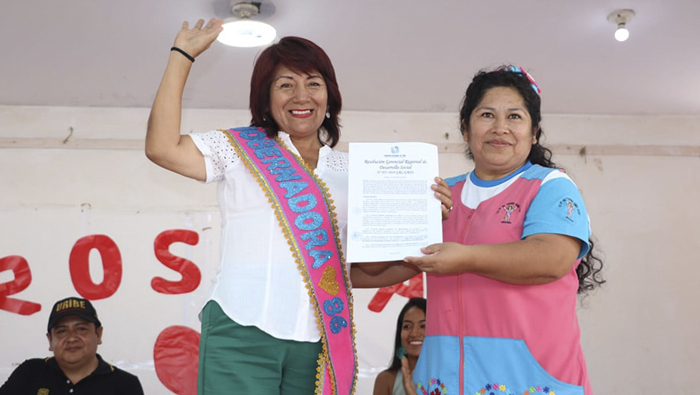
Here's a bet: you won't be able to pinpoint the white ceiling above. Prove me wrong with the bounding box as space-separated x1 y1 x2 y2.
3 0 699 116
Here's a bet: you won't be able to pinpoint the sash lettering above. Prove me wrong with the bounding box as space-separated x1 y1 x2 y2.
224 127 357 395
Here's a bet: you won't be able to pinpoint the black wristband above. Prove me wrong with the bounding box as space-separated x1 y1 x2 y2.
170 46 195 63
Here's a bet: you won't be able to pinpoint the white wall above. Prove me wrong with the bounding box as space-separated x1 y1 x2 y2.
1 105 699 394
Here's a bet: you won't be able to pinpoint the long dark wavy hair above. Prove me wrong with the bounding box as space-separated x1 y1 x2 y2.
459 65 605 294
387 297 426 372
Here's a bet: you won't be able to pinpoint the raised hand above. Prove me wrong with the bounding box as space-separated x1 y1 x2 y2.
400 357 418 395
172 18 224 60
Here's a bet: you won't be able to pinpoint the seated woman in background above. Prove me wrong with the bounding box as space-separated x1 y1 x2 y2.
373 297 426 395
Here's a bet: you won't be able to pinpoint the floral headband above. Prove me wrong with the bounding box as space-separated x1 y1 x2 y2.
504 66 541 95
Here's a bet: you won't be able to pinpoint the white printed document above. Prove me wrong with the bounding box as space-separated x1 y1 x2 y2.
346 142 442 262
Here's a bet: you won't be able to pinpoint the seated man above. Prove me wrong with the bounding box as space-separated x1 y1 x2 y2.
0 296 144 395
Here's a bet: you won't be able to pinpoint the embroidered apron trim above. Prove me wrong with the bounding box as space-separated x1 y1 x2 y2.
223 127 357 395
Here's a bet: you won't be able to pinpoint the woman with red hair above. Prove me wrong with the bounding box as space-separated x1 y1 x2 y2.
146 19 451 395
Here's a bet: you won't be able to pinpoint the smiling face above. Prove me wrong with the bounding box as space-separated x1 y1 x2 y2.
269 65 328 142
400 306 426 359
463 86 537 180
47 316 102 370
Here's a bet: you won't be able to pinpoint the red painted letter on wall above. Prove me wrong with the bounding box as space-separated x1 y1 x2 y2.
0 255 42 315
69 235 122 300
154 325 200 395
367 273 424 312
151 229 201 294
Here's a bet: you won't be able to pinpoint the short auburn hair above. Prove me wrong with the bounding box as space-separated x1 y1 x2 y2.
249 36 342 147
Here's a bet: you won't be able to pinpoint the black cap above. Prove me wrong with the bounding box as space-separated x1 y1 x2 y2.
47 297 102 333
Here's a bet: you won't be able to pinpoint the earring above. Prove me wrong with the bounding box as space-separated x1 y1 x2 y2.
395 346 407 359
325 111 331 119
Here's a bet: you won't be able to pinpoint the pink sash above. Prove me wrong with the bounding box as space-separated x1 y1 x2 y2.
224 127 357 395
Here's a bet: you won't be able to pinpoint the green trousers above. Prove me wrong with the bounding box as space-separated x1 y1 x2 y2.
197 301 322 394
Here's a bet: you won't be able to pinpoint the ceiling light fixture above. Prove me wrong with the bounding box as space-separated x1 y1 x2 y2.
217 1 276 48
607 9 635 42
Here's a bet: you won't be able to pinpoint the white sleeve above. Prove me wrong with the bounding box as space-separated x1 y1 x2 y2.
188 130 240 183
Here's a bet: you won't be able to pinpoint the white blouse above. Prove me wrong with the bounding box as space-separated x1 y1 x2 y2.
189 130 349 342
